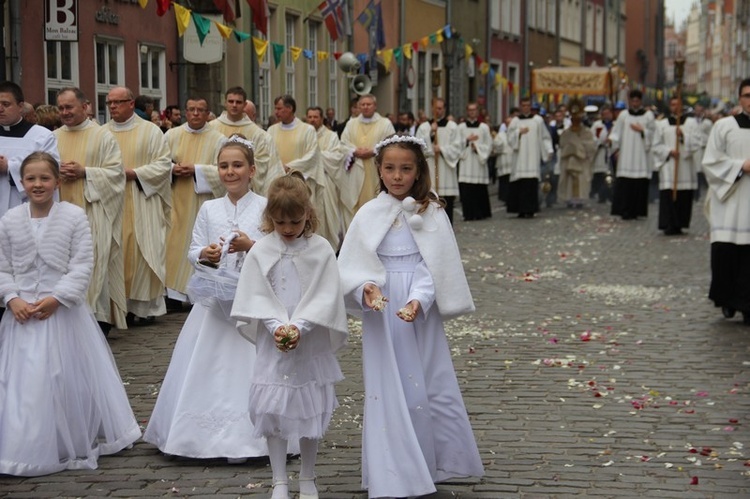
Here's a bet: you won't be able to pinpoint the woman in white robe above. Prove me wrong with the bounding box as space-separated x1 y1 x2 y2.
144 138 272 460
338 137 484 499
0 152 140 476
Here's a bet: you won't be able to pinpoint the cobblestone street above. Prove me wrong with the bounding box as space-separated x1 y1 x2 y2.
2 192 749 498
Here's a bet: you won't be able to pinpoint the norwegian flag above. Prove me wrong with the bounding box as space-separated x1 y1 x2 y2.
318 0 350 41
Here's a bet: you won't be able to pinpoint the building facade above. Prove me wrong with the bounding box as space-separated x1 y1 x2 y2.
10 0 179 122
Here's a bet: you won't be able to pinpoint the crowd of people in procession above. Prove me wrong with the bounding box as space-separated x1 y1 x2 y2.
1 73 750 498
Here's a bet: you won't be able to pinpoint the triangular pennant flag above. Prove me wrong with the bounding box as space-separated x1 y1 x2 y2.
272 42 285 68
465 43 473 60
138 0 148 8
475 54 484 65
381 48 393 73
480 62 490 75
333 52 342 60
428 33 437 45
173 3 191 37
157 0 170 16
234 30 251 42
317 51 329 61
420 37 429 48
192 13 212 45
443 24 452 38
436 31 444 43
393 46 402 65
403 44 412 60
412 41 420 52
303 49 313 60
289 46 302 63
252 36 269 61
215 21 233 39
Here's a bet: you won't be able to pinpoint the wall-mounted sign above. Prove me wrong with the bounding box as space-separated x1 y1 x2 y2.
183 14 224 64
44 0 78 42
95 6 120 25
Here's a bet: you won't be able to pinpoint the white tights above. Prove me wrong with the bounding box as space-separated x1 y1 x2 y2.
268 436 319 499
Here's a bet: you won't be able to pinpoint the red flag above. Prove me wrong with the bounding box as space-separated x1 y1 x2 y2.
318 0 350 41
246 0 269 36
156 0 170 16
213 0 240 22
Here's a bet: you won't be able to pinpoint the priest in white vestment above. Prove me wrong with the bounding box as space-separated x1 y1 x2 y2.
0 81 59 219
457 102 493 221
506 97 553 218
702 78 750 324
164 98 226 303
54 87 127 334
340 94 395 226
609 89 656 220
306 106 355 249
415 98 463 223
651 97 698 235
267 95 331 245
105 87 172 322
209 87 284 196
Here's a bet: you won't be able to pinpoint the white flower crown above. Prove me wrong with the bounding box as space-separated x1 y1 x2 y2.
227 134 255 150
373 135 428 156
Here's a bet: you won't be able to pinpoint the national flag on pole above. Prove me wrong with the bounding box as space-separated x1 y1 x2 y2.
213 0 240 23
246 0 269 36
318 0 350 42
357 1 385 49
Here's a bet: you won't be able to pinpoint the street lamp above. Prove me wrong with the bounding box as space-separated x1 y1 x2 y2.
441 27 460 116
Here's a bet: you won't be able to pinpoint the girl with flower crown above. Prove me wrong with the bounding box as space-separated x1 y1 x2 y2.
145 135 278 462
338 134 484 498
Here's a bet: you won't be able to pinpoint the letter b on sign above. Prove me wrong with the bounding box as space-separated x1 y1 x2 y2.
47 0 75 26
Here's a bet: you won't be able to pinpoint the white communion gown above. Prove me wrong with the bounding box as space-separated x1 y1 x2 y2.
144 191 277 459
359 214 484 498
0 204 140 476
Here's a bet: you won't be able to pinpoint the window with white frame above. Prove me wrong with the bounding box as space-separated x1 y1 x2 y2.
328 39 338 118
508 63 519 110
528 1 537 29
538 0 547 33
308 22 319 107
499 0 521 36
490 2 500 31
46 40 79 104
139 44 165 112
547 0 556 33
490 60 503 122
586 3 594 51
257 17 272 126
595 6 604 53
285 15 296 96
95 38 125 122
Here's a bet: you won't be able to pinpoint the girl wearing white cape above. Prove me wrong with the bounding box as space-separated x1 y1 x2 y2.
338 135 484 498
144 137 272 460
0 152 140 476
232 171 348 499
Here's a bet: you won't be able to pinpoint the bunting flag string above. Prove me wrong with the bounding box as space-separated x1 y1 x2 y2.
154 4 529 96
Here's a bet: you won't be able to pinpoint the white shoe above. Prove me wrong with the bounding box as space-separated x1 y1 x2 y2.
270 479 289 499
298 476 318 499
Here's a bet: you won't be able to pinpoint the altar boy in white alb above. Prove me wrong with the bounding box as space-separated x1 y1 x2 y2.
702 78 750 324
457 102 493 221
506 97 553 218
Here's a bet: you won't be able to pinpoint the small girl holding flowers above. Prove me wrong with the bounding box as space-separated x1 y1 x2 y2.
232 171 348 499
338 134 484 498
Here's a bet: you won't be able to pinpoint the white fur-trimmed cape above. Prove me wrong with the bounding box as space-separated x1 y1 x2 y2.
338 192 474 319
0 201 93 307
231 231 348 352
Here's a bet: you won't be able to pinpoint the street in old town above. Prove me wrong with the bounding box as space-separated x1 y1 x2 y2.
1 192 749 498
